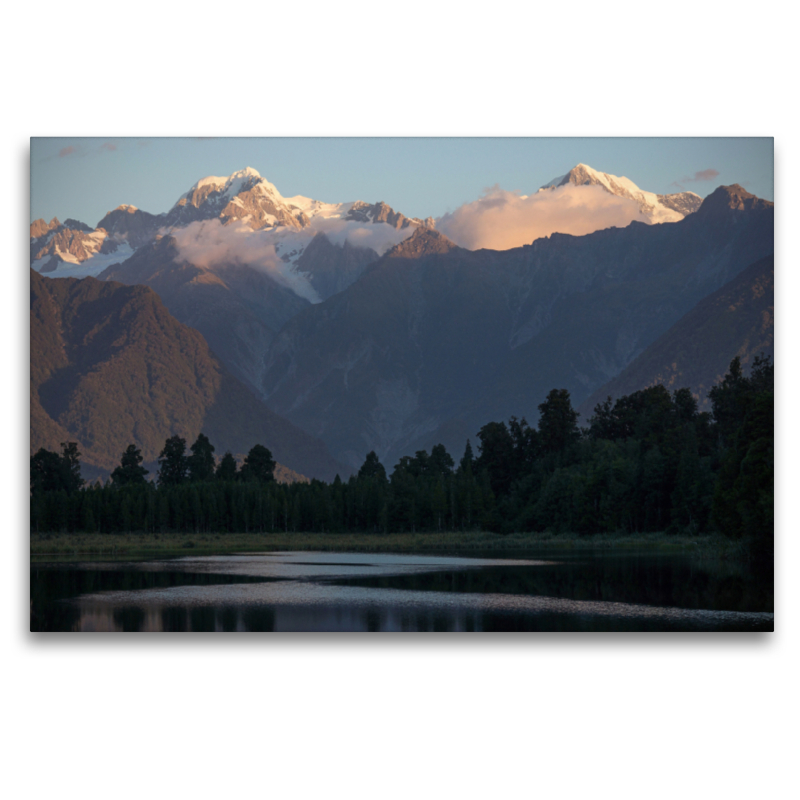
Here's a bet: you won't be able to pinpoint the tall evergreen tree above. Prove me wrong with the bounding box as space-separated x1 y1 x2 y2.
710 355 774 547
709 354 774 446
30 443 84 496
537 390 580 454
188 433 216 482
110 444 149 487
429 444 455 478
216 452 238 482
240 444 276 484
458 440 474 475
157 436 188 487
61 442 84 493
358 451 387 482
30 448 64 495
475 421 515 496
508 416 538 472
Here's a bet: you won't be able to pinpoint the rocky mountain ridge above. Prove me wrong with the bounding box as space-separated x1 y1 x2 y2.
30 167 429 280
30 269 346 481
539 163 703 223
31 166 773 477
259 185 773 468
98 235 312 393
578 253 774 417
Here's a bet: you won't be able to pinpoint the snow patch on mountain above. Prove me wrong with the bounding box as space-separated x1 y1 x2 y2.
32 241 135 277
283 195 355 221
183 167 266 197
539 164 702 224
170 219 321 303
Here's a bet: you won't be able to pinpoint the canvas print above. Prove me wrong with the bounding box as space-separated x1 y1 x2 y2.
29 137 774 632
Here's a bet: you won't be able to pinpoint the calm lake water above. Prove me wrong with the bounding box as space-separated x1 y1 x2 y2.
30 550 774 632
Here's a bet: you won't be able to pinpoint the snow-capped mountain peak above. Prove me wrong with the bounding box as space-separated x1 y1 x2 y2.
163 167 301 230
31 167 428 281
539 164 702 223
176 166 273 206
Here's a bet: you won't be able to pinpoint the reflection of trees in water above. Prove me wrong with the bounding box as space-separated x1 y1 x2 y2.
358 608 480 632
334 558 772 614
240 607 275 632
30 554 773 632
113 606 146 632
219 607 239 632
161 606 188 632
190 606 216 632
30 566 277 632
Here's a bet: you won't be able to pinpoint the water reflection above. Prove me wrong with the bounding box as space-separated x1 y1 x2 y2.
335 558 772 613
30 551 774 633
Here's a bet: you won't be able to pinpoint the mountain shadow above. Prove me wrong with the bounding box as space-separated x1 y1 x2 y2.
578 253 774 417
30 270 347 481
260 186 773 468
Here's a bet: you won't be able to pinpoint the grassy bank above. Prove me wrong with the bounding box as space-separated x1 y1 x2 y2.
30 529 745 560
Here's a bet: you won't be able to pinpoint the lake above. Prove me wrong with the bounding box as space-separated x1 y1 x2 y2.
30 550 774 632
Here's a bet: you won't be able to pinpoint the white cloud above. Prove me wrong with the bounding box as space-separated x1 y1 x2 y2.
169 216 417 304
436 183 647 250
305 217 415 255
169 219 321 302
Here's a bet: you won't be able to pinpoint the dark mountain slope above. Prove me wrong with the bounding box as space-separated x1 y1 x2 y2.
578 254 774 417
261 187 773 468
95 205 163 248
294 233 380 300
261 229 492 466
30 270 346 481
99 236 309 392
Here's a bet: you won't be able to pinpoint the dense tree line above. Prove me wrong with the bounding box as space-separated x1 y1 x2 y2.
476 357 771 551
30 357 773 552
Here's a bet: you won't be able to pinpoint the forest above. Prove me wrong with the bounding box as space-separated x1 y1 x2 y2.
29 357 773 560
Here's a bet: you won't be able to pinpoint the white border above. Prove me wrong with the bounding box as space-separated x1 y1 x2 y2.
4 4 796 799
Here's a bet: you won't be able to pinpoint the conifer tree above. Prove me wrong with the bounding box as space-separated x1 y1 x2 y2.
111 444 149 487
458 440 474 475
537 390 580 454
429 444 454 478
216 452 238 482
475 421 514 496
157 436 188 487
358 451 387 482
30 448 64 495
188 433 216 482
240 444 275 484
60 442 85 494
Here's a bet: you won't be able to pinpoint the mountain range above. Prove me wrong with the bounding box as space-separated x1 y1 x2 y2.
538 163 703 222
578 253 774 416
29 163 699 281
30 164 774 476
30 167 430 281
30 269 345 481
258 185 773 466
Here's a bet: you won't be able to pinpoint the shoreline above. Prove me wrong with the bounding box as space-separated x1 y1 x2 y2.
29 530 747 561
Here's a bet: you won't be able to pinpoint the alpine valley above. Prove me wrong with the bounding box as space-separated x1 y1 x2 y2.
30 164 774 477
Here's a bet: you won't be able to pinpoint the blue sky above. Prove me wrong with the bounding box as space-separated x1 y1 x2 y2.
30 137 773 228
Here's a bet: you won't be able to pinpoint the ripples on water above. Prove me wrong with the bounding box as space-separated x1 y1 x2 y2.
30 551 774 632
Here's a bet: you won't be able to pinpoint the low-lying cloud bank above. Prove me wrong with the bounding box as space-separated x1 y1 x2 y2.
437 184 646 251
168 217 415 303
168 186 644 295
170 219 321 302
305 217 415 254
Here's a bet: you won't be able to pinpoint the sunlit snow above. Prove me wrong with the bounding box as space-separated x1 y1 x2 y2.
32 242 136 278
